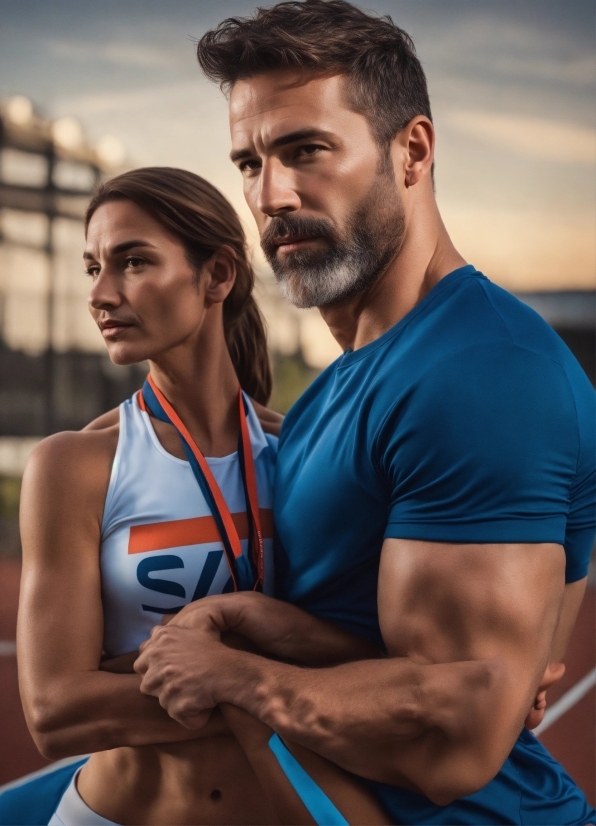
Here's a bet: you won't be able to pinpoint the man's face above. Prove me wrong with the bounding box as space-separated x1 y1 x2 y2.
229 72 404 308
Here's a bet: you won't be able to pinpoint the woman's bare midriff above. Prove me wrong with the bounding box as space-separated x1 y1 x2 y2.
77 731 278 825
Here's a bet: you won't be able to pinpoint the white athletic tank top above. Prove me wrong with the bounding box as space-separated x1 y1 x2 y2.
100 392 276 657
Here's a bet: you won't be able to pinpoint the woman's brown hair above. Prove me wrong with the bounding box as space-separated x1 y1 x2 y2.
85 167 272 404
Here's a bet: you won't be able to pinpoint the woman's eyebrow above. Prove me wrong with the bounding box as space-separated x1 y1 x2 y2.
83 240 157 260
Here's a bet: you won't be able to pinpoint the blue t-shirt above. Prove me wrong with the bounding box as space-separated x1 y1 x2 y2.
274 265 596 825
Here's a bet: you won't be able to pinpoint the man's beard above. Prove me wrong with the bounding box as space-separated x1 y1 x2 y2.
260 170 405 309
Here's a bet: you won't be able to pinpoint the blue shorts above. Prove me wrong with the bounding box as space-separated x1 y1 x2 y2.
0 758 88 826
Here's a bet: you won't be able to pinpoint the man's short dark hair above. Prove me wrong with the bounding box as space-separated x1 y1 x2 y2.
196 0 432 148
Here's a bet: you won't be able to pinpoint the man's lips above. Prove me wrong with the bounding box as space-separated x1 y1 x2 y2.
274 235 325 253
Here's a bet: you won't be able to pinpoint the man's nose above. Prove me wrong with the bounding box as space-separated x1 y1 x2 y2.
88 267 123 312
257 158 301 216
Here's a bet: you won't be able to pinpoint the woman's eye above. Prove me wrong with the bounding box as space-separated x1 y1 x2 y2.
125 257 144 269
85 267 100 278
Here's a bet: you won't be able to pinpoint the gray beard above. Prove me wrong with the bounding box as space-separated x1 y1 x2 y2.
266 177 405 309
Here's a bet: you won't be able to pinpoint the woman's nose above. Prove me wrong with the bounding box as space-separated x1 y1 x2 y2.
88 268 123 312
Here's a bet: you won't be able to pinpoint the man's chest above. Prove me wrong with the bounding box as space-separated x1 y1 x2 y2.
274 396 391 597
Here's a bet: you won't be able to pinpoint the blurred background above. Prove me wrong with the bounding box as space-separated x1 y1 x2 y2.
0 0 594 804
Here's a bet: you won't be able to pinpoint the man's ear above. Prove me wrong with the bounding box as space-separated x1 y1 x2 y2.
391 115 434 189
202 245 237 307
525 661 566 730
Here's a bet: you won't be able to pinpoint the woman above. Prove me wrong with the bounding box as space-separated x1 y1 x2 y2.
15 167 391 825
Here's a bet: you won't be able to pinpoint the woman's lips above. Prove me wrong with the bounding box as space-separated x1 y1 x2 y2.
101 324 133 339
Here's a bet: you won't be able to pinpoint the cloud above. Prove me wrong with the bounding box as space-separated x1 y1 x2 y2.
54 79 261 244
418 15 596 95
445 110 595 165
493 54 596 88
48 38 182 69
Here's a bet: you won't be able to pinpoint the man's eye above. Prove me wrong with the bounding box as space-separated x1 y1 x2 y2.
239 159 261 174
296 144 323 158
85 266 100 278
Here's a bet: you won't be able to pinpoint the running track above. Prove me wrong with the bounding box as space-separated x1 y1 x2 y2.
1 558 594 806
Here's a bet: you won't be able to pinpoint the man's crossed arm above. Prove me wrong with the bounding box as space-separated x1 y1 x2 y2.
134 539 577 805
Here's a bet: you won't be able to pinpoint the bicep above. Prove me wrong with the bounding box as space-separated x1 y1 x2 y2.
378 538 566 764
18 435 111 714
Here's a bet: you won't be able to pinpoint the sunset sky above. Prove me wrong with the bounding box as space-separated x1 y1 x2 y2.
0 0 594 362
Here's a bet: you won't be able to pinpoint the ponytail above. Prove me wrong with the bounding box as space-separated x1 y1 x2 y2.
225 294 271 405
85 167 272 404
221 248 271 404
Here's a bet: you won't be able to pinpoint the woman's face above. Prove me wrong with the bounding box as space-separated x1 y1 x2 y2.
85 199 209 366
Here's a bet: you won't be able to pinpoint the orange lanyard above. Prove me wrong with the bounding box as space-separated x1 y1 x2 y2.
140 374 264 591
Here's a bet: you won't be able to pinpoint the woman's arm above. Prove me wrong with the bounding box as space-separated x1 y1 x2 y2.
17 429 226 761
168 591 383 665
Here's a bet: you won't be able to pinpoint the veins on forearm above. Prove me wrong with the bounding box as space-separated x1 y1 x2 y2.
221 651 426 752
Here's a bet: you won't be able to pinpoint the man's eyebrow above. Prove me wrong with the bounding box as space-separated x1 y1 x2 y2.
230 128 336 163
83 240 157 260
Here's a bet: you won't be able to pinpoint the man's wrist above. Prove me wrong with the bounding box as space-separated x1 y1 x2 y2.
214 644 272 707
214 644 293 728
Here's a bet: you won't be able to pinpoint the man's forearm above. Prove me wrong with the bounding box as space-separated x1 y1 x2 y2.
211 646 496 789
136 620 507 803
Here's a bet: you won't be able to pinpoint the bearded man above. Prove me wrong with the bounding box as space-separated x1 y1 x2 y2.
138 1 595 824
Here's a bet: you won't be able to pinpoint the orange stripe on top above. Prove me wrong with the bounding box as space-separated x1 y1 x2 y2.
128 508 274 555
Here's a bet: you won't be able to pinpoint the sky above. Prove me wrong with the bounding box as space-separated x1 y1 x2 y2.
0 0 594 362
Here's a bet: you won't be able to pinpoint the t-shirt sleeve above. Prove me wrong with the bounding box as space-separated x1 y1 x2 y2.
379 342 595 581
563 360 596 581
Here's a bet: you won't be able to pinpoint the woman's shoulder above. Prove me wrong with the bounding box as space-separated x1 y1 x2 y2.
83 405 121 432
251 399 284 439
24 413 120 495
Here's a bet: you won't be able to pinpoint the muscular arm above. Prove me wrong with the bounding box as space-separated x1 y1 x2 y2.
17 430 226 761
136 539 567 804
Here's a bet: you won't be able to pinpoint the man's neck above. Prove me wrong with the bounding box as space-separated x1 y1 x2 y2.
320 209 467 352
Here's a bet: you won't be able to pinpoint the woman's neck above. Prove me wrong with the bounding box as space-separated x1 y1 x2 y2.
147 324 240 457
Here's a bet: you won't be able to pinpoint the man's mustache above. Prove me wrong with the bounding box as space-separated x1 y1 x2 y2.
261 215 339 260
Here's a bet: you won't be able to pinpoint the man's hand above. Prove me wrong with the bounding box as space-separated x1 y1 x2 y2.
134 623 227 729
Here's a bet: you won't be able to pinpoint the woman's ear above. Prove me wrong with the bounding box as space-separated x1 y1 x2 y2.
202 245 237 307
525 661 566 730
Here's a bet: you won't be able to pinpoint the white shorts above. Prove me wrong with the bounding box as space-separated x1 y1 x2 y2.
48 769 120 826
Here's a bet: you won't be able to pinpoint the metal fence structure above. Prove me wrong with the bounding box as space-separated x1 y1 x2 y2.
0 97 145 436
